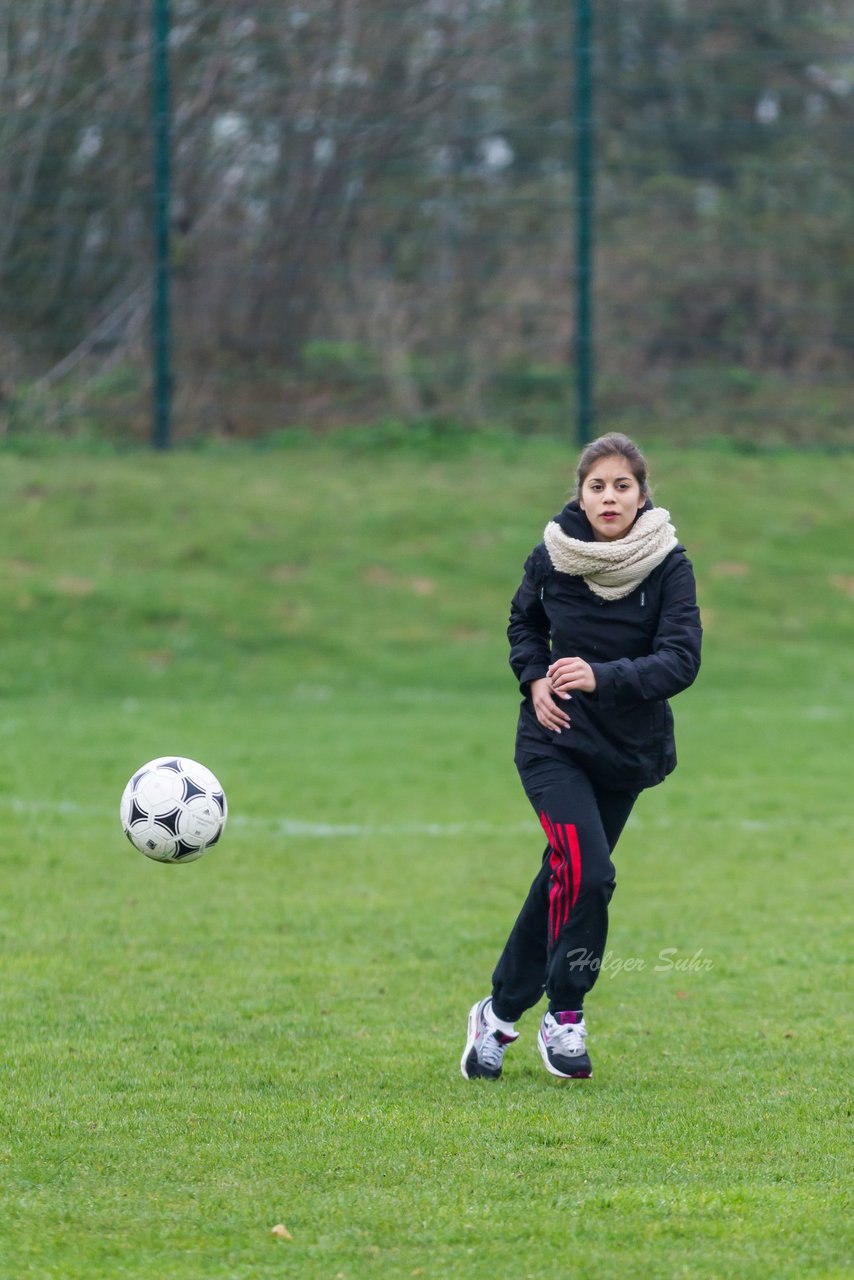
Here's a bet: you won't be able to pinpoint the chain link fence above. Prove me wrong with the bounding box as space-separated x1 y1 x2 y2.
1 0 852 447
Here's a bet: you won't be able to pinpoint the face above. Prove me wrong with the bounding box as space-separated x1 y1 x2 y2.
578 455 646 541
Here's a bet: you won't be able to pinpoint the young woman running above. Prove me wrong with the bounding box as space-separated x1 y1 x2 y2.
461 433 702 1081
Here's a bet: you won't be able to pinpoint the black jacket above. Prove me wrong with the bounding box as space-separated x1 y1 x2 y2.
508 500 702 791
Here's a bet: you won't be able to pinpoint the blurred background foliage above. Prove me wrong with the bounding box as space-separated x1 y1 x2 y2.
0 0 852 446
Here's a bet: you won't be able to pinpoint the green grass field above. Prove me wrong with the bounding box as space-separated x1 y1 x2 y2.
0 439 851 1278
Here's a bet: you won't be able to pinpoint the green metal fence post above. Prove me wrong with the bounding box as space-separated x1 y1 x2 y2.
152 0 172 449
575 0 595 447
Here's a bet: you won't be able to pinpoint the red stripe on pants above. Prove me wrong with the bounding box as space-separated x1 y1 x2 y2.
540 812 581 945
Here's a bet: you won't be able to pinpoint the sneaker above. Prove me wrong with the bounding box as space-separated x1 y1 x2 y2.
460 997 519 1080
537 1011 592 1079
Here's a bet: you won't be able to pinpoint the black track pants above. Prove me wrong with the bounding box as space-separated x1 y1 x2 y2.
491 748 638 1021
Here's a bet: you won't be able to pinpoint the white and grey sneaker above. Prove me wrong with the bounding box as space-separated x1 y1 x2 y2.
460 997 519 1080
537 1010 592 1079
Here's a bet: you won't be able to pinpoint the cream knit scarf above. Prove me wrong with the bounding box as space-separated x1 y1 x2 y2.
543 507 678 601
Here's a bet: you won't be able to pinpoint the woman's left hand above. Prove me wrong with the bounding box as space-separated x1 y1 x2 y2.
547 656 597 695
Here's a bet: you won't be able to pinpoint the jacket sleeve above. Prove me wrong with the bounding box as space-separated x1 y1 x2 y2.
591 551 702 707
507 546 552 692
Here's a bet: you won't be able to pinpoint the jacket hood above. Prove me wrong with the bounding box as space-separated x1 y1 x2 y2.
553 497 654 541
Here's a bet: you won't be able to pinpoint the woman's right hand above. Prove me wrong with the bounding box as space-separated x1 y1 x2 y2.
530 676 571 734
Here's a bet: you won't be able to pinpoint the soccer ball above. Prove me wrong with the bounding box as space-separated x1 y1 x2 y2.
120 756 227 863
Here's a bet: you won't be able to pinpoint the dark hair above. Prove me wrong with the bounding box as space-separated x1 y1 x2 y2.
574 432 649 500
